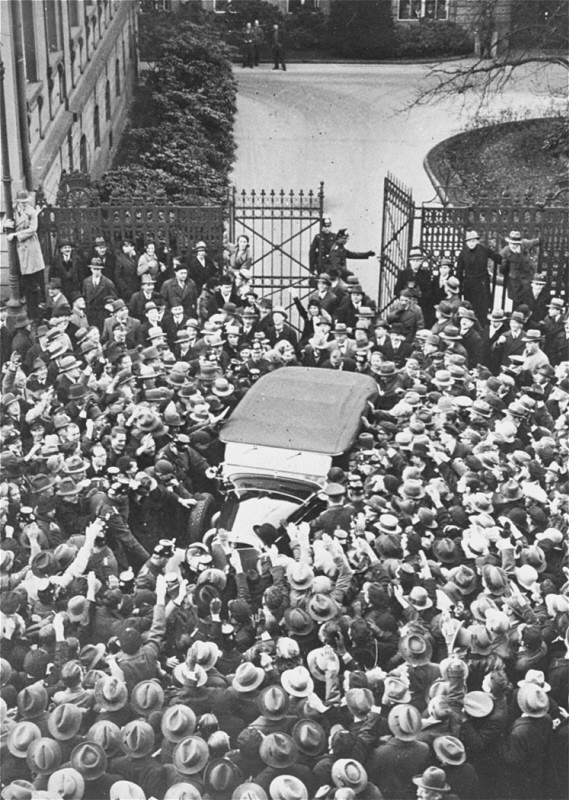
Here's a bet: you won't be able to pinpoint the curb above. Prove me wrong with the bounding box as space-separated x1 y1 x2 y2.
232 54 471 66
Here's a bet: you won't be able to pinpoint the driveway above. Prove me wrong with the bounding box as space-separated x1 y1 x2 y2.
232 61 564 298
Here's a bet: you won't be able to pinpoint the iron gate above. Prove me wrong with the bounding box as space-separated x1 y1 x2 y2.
228 184 324 329
379 174 415 314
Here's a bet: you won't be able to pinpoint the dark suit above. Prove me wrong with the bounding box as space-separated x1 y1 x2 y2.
457 243 501 323
0 325 14 367
498 331 525 366
50 253 84 300
129 290 161 322
101 315 141 348
188 254 217 293
481 324 507 373
160 277 198 316
114 252 139 300
83 275 117 330
46 292 72 320
162 312 189 349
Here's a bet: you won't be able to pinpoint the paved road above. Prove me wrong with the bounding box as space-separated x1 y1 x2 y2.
232 61 564 298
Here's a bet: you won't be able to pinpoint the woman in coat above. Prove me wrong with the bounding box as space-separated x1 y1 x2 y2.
5 191 46 318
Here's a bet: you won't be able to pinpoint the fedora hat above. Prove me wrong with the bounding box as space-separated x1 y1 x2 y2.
345 688 374 717
257 685 290 720
173 735 209 775
292 719 326 757
399 632 432 666
518 669 551 692
432 538 460 565
173 662 208 688
109 781 146 800
232 662 265 693
269 776 307 800
388 704 422 741
286 562 314 591
47 703 82 741
482 564 509 596
331 759 368 793
440 325 461 341
204 758 243 799
232 783 268 800
399 479 425 500
121 720 155 758
506 230 523 244
17 685 48 719
522 329 543 342
465 230 480 242
259 733 298 769
307 647 340 682
281 666 314 698
283 608 314 637
547 297 565 311
7 721 41 757
517 684 549 717
27 737 62 775
94 676 128 711
86 720 122 757
306 593 340 623
47 769 85 800
189 640 220 672
413 767 451 793
469 625 495 656
70 741 107 781
382 676 411 705
161 704 197 743
130 679 165 716
164 784 203 800
464 691 493 718
433 735 466 766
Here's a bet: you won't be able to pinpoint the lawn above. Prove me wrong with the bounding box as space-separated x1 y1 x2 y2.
427 118 569 205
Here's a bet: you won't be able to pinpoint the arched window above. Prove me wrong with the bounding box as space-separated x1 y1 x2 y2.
37 96 44 138
21 0 38 82
45 0 63 52
105 81 111 120
68 130 74 171
115 59 121 95
94 105 100 148
80 134 88 172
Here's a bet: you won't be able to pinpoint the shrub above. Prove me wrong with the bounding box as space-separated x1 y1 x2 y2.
101 15 237 205
394 20 472 58
327 0 395 59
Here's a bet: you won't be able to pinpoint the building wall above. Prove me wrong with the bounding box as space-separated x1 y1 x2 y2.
1 0 138 207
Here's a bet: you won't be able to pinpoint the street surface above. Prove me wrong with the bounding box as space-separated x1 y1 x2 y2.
232 60 565 299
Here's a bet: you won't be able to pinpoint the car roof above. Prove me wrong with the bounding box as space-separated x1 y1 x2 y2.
220 367 378 455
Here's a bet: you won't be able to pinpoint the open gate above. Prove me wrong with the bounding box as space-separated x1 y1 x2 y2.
379 174 414 314
228 184 324 329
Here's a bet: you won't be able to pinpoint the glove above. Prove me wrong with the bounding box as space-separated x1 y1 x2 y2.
367 250 376 257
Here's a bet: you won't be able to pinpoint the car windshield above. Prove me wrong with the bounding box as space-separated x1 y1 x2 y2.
229 474 317 501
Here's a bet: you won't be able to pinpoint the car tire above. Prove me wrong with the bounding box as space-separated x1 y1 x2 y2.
187 493 216 544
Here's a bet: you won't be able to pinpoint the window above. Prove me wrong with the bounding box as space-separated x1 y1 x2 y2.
45 0 63 52
68 130 74 171
94 105 100 148
288 0 320 12
105 81 111 120
21 0 38 82
115 59 121 95
398 0 447 20
80 134 88 172
37 96 44 139
68 0 79 27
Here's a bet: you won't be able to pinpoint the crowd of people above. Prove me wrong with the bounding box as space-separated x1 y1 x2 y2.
0 211 568 800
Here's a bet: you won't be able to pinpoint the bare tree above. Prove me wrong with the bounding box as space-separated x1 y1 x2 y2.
410 0 568 110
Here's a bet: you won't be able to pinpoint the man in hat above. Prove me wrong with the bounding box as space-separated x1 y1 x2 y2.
161 260 198 316
10 314 33 361
309 273 339 317
310 483 356 535
88 234 116 282
51 240 84 299
456 230 501 324
162 303 190 349
0 301 13 366
527 273 549 326
189 241 217 293
329 229 376 279
458 308 483 368
394 246 432 306
101 299 140 347
388 291 424 343
542 297 566 365
495 311 526 367
500 230 540 308
481 310 508 373
83 259 117 330
309 217 336 276
4 190 46 318
45 277 72 320
521 330 550 372
114 239 139 300
268 306 298 352
129 274 161 321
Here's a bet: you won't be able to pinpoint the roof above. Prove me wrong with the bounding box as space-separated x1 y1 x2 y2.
220 367 378 455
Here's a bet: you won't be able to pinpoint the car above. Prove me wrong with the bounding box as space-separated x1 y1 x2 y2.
212 366 378 562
